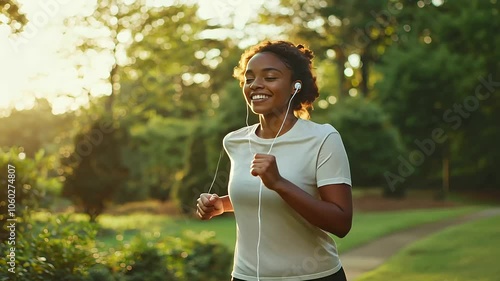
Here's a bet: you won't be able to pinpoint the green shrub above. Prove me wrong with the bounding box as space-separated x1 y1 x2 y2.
87 264 117 281
1 215 232 281
0 215 98 281
171 129 213 214
166 231 233 281
116 237 174 281
326 98 405 190
114 230 232 281
0 147 59 241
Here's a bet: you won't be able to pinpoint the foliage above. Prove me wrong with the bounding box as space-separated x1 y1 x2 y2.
0 215 98 281
119 116 197 202
1 0 499 220
163 231 233 281
320 97 404 189
171 125 213 214
117 238 174 281
261 0 401 97
101 1 240 204
375 0 500 189
61 114 129 222
0 99 75 157
0 147 60 241
1 214 233 281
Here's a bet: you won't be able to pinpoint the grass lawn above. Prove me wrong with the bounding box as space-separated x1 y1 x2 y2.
336 206 482 252
356 214 500 281
90 205 482 252
96 213 237 250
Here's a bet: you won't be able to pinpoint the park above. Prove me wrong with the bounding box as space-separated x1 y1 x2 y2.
1 0 499 280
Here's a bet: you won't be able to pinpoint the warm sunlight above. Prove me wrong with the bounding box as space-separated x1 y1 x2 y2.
1 1 498 280
0 0 265 116
0 0 106 116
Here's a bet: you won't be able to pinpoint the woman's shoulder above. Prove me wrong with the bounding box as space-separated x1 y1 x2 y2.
298 119 339 136
223 124 257 142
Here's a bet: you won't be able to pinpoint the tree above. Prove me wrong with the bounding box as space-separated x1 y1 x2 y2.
314 97 404 194
113 2 241 204
375 0 500 196
59 1 197 205
259 0 401 97
171 127 213 214
61 114 128 222
0 99 74 157
119 116 197 202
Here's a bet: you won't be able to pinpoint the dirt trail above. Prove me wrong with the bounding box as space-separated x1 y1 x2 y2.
341 208 500 280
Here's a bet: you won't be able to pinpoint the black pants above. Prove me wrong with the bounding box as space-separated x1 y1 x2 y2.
232 267 347 281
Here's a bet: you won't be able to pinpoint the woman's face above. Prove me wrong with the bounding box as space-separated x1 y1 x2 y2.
243 52 294 116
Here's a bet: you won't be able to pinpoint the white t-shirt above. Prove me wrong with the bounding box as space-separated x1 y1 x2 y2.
223 118 352 281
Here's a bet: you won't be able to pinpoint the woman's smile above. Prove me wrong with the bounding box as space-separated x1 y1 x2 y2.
244 52 293 115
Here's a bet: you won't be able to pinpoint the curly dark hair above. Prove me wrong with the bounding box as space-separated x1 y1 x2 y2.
233 40 319 119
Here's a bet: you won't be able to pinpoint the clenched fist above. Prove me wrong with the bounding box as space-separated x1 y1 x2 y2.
196 193 224 220
250 153 283 190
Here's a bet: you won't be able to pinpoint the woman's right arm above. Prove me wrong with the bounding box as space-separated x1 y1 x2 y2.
196 194 233 220
220 195 234 212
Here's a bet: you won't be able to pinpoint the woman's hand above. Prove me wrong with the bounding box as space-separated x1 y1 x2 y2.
196 193 224 220
250 153 284 190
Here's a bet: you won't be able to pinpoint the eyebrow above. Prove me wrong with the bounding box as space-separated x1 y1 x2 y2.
245 67 283 76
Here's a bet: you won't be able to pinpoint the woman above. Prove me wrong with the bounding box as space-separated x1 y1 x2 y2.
197 40 352 281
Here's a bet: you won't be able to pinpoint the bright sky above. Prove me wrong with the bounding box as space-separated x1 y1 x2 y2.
0 0 271 116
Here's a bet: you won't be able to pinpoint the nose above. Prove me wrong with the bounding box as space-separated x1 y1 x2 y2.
249 78 263 90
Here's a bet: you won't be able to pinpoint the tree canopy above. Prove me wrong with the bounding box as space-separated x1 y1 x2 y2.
1 0 498 221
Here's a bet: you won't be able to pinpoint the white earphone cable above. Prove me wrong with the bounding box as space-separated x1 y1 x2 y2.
252 87 299 281
207 148 224 194
207 84 300 281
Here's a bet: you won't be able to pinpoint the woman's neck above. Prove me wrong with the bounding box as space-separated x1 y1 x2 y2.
257 111 298 139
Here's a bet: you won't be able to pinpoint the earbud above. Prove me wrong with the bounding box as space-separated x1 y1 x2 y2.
292 82 302 97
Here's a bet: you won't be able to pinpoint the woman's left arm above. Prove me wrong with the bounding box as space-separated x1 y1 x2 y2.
274 180 352 238
251 153 353 238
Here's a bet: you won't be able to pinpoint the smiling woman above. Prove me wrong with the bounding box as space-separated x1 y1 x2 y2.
197 40 353 281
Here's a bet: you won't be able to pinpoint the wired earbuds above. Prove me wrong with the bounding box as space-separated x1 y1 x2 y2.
209 80 302 281
294 81 302 91
251 81 299 281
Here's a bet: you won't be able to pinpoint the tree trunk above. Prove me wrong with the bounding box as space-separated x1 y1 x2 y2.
333 45 347 99
360 53 370 96
442 148 450 197
106 63 118 113
436 144 450 201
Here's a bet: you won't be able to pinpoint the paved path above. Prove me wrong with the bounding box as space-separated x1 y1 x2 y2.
341 208 500 280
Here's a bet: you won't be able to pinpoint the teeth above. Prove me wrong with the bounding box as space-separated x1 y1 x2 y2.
251 95 269 100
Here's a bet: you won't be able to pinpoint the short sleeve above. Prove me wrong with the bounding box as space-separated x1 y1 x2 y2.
316 132 352 187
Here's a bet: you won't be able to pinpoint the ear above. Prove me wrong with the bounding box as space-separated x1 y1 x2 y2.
292 81 302 95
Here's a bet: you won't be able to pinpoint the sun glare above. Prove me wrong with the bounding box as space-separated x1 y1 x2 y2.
0 0 266 116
